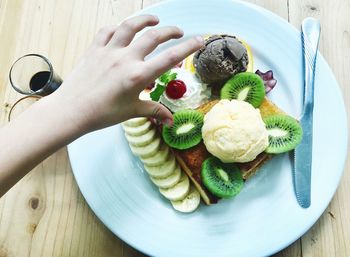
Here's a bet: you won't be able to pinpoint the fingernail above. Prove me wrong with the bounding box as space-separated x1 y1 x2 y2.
195 36 204 45
152 15 159 22
178 27 184 35
163 118 173 126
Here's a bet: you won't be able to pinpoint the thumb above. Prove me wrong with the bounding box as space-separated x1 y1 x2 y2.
135 100 173 125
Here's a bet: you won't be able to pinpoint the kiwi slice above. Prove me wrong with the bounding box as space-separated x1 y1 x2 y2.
264 114 303 154
201 157 244 198
220 72 265 107
162 109 204 150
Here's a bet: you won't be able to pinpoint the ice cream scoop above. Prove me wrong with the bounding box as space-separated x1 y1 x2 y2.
202 99 268 163
193 35 248 85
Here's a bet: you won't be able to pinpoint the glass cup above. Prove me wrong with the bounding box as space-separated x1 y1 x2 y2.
9 54 62 96
7 95 42 122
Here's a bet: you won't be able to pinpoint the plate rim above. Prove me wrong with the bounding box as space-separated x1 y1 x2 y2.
68 0 348 256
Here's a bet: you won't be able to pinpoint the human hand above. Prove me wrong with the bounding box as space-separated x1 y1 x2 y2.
50 14 204 134
0 14 205 196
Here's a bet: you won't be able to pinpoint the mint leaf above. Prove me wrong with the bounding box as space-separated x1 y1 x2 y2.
159 70 177 84
150 83 166 101
167 72 177 82
150 70 178 101
159 70 172 83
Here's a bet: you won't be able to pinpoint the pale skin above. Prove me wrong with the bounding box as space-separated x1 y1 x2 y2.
0 15 204 197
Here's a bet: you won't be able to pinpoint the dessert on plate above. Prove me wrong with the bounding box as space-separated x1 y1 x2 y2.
122 34 303 211
193 34 250 84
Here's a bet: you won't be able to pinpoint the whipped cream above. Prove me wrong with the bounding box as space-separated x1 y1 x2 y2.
160 68 211 112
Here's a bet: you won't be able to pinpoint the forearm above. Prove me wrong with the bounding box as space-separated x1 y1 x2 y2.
0 94 83 197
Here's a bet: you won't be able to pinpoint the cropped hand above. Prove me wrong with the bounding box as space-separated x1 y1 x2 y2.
52 14 204 133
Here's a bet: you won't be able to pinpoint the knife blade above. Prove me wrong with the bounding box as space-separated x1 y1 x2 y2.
293 18 321 208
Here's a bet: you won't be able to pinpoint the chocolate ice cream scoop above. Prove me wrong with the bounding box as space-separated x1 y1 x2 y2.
193 35 248 85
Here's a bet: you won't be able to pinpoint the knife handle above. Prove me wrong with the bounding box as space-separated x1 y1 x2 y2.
301 18 321 114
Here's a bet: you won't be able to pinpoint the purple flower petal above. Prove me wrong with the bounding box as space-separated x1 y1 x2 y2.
255 69 277 93
265 79 277 93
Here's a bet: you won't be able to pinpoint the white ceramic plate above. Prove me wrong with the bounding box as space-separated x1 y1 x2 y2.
68 0 348 256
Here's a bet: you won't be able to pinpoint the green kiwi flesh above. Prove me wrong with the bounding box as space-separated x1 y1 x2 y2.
162 109 204 150
201 157 244 198
264 114 303 154
220 72 265 108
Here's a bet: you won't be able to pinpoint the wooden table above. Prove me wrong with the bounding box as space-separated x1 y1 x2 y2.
0 0 349 256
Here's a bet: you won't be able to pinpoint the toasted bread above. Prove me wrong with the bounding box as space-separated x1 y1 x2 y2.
173 98 285 205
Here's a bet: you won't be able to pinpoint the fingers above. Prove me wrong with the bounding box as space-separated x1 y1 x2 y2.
108 15 159 47
131 26 184 58
134 100 173 125
145 37 204 79
92 25 119 46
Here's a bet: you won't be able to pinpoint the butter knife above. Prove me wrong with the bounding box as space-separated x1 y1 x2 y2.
293 18 321 208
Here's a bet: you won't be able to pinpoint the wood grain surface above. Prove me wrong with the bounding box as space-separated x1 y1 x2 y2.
0 0 349 256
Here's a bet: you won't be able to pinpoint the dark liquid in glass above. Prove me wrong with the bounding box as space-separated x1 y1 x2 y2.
29 71 62 95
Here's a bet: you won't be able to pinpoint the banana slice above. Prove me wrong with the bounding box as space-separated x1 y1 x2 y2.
144 155 176 179
141 143 169 167
159 172 190 201
122 121 152 136
150 165 182 189
129 137 161 158
123 117 148 127
171 186 200 213
125 128 156 147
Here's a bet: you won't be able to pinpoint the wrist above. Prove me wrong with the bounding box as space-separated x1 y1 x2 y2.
40 93 90 141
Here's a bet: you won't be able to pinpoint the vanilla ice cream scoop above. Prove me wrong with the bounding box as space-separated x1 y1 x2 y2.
202 100 269 163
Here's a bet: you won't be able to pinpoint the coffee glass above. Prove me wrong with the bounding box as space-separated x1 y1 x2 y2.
9 54 62 96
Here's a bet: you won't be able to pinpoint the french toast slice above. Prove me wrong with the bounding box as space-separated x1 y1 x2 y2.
173 98 286 205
